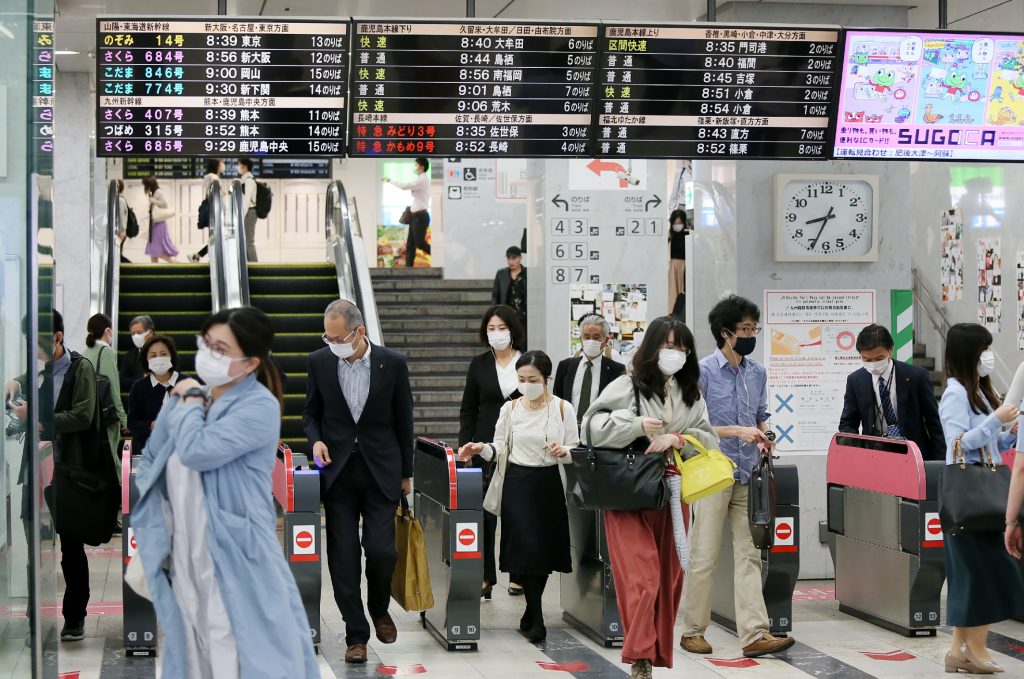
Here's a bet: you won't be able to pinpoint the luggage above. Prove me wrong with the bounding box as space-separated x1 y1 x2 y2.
392 497 434 612
748 445 777 550
255 181 273 219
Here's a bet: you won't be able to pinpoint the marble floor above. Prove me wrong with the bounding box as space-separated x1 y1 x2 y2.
6 537 1024 678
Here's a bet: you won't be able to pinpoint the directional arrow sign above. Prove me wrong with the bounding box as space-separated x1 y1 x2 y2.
551 194 569 211
645 195 662 212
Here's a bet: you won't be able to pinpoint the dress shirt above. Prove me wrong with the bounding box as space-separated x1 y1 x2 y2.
338 342 372 423
152 372 181 402
390 173 431 213
240 172 257 210
571 355 602 414
868 361 899 430
939 377 1016 465
698 348 769 483
496 352 521 399
53 350 71 407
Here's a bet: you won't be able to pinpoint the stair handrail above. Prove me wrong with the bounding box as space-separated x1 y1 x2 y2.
325 180 382 345
95 180 122 345
210 180 250 312
911 265 1011 395
208 181 227 312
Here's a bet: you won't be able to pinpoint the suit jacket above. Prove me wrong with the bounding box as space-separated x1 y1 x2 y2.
119 344 144 395
459 351 521 446
838 360 944 461
491 266 527 306
302 343 415 500
553 354 625 427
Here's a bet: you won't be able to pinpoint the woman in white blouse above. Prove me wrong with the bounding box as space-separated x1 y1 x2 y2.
459 351 580 642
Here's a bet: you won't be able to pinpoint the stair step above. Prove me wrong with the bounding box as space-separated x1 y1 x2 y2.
377 305 484 318
385 332 478 347
120 293 214 313
413 390 464 404
401 346 477 360
374 290 492 305
251 294 341 314
913 343 927 357
247 264 336 276
413 421 461 435
120 275 210 293
249 277 339 295
120 264 210 277
914 356 936 371
370 268 442 279
408 360 468 375
413 406 460 420
410 375 470 389
371 279 491 292
382 318 480 332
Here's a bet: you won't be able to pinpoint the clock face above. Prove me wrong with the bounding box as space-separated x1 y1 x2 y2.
781 180 874 257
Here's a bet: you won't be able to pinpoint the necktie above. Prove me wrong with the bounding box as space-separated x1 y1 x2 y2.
878 375 903 438
578 361 594 421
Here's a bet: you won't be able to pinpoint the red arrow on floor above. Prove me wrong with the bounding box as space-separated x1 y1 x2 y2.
708 657 759 668
862 650 916 661
376 664 426 676
58 673 80 679
537 660 591 672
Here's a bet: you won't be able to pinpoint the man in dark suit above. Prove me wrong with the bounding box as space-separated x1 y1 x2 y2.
491 246 527 330
839 324 944 460
118 314 154 395
302 300 414 664
553 315 626 428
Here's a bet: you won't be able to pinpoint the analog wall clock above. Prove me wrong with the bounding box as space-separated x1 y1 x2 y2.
774 174 879 262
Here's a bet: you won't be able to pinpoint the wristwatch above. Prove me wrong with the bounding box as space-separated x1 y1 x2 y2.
1007 519 1021 528
182 387 208 404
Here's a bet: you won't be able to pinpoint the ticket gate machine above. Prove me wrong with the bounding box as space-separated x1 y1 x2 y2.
1003 451 1024 624
122 442 157 657
273 443 322 649
414 438 484 651
826 434 945 636
560 508 623 647
709 465 800 636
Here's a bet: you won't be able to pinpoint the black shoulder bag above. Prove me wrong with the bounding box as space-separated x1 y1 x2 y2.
748 444 777 549
566 380 667 511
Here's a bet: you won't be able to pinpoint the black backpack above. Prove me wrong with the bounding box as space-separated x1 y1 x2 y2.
197 197 211 230
255 181 272 219
125 206 140 238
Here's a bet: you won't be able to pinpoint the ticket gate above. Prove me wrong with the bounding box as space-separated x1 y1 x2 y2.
413 437 484 651
709 465 800 636
826 434 945 636
122 442 157 657
273 443 322 650
1004 451 1024 624
560 508 623 647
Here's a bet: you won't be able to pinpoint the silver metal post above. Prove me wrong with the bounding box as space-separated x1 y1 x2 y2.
707 0 716 21
467 0 475 18
938 0 947 28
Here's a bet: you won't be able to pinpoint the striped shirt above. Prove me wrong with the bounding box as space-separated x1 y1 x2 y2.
698 348 769 484
338 342 372 423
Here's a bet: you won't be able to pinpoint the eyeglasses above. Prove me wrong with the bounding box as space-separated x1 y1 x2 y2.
734 326 762 337
196 335 232 360
322 330 355 346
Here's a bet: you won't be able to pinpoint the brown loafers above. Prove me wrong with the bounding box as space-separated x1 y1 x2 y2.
680 635 713 654
345 643 367 664
372 613 398 644
743 633 796 658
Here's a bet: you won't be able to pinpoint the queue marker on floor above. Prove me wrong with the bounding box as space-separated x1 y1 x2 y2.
706 657 758 668
537 660 591 672
861 650 916 661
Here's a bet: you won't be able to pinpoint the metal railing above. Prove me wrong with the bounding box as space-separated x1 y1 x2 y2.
209 180 250 311
325 180 382 345
92 180 122 342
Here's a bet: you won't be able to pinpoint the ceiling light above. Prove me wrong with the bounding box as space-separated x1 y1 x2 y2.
55 50 80 55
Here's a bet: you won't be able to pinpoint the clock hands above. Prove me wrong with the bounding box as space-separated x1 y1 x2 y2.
804 206 836 250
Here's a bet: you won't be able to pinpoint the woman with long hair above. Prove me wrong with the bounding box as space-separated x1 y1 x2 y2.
458 304 525 598
82 312 127 469
132 307 316 678
459 351 579 641
583 315 718 679
142 175 179 263
939 323 1023 674
667 209 688 314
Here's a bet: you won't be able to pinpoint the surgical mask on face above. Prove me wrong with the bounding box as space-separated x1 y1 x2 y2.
324 331 358 360
488 331 511 351
148 357 173 376
863 359 890 376
978 350 996 377
729 332 757 357
658 348 688 375
582 340 603 359
131 333 147 349
195 346 248 388
519 381 545 401
672 222 685 233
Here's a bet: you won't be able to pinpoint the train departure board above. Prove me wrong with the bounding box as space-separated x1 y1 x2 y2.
596 23 841 159
348 20 599 157
96 18 346 157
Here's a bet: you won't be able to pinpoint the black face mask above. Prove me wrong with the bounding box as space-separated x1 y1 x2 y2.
731 335 757 357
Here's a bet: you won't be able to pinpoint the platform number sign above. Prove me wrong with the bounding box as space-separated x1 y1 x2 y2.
619 219 665 237
552 266 589 285
551 218 587 236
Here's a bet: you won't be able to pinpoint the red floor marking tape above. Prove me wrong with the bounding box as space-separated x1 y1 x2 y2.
376 664 426 676
862 650 916 661
537 660 591 672
708 657 759 668
1007 643 1024 654
58 673 80 679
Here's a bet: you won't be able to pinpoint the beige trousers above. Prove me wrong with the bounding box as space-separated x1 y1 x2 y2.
681 482 770 647
668 258 685 312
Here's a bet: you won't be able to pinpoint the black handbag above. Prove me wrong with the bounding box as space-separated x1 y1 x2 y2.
45 462 120 546
748 449 776 549
566 381 667 511
938 434 1018 535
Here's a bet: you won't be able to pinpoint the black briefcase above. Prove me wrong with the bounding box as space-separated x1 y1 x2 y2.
748 451 776 549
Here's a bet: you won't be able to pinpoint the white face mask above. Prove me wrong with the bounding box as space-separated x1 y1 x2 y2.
195 345 249 388
581 339 604 359
672 222 685 233
148 356 173 376
658 348 688 375
488 330 511 351
131 333 147 349
325 330 358 360
978 350 996 377
519 381 545 401
862 358 890 376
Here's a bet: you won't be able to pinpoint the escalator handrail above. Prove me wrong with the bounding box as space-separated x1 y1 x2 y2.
325 181 382 345
230 179 251 307
208 182 227 312
103 180 121 343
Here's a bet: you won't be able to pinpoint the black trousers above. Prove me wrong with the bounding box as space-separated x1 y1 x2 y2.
324 450 398 646
60 533 89 625
405 211 431 266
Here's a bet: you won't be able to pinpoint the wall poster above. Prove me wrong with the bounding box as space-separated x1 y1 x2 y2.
764 290 876 454
568 283 647 361
977 237 1001 332
1017 251 1024 350
940 207 964 301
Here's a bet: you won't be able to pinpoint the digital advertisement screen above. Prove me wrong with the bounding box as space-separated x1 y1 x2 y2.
347 20 599 157
834 29 1024 160
595 23 841 159
96 17 346 157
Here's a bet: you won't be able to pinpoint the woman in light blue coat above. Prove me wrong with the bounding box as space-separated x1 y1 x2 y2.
938 323 1024 675
133 307 317 679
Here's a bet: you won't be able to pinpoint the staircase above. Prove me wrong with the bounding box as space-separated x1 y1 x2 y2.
371 268 493 445
248 264 340 457
913 342 944 401
117 264 212 402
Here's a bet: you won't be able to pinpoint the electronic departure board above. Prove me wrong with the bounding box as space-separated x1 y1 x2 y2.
834 29 1024 160
348 20 599 157
596 23 841 159
123 157 330 179
96 18 346 157
33 19 55 175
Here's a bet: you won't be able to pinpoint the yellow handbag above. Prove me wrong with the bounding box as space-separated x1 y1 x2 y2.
674 434 737 504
